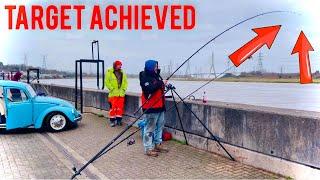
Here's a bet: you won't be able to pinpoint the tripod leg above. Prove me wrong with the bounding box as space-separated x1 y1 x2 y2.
172 89 235 161
171 90 188 145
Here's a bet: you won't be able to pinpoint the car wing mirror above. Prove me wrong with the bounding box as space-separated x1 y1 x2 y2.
7 97 13 102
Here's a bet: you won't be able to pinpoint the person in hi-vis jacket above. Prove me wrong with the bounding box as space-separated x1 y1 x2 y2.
105 60 128 127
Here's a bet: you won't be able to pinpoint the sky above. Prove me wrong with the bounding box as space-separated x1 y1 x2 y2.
0 0 319 75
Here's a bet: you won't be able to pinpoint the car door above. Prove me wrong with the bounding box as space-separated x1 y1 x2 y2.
5 87 33 130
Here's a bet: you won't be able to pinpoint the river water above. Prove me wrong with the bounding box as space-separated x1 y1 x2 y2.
41 78 320 112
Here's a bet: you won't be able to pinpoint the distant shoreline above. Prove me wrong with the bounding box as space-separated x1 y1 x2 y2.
160 77 320 84
40 77 320 84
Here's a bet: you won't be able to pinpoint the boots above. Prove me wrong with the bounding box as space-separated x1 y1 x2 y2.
110 118 116 127
116 117 123 126
154 144 169 153
145 149 158 157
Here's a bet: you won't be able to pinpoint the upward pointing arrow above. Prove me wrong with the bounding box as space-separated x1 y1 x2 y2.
229 25 281 67
291 31 314 84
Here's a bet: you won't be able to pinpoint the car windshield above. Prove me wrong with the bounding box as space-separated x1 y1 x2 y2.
26 84 37 98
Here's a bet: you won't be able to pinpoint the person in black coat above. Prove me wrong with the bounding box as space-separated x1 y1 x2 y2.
139 60 169 157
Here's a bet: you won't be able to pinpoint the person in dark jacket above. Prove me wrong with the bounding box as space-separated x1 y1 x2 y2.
139 60 168 157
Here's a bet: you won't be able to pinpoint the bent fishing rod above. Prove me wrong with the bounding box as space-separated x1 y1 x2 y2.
71 11 294 179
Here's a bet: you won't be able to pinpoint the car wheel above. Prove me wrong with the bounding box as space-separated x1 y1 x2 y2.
46 113 68 132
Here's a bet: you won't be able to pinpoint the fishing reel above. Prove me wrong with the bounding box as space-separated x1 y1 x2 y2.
166 83 176 90
71 166 81 179
72 167 78 173
127 138 135 146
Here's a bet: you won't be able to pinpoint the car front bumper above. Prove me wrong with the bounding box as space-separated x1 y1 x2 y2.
74 114 82 122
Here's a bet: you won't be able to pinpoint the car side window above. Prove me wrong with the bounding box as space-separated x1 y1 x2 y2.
6 88 28 103
0 86 3 98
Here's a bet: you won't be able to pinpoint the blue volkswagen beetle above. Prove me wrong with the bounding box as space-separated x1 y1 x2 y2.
0 80 81 132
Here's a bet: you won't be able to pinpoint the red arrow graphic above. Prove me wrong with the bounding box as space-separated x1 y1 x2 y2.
291 31 314 84
229 25 281 67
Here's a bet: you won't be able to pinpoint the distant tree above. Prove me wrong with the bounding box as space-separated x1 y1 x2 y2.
222 73 236 78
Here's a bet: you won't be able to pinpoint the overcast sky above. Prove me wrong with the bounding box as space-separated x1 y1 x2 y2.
0 0 319 74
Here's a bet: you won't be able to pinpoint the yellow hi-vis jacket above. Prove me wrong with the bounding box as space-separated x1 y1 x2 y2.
104 68 128 97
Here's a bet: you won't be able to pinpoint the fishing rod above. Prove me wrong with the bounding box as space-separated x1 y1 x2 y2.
72 10 296 179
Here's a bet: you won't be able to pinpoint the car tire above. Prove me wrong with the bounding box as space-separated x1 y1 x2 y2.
45 112 68 132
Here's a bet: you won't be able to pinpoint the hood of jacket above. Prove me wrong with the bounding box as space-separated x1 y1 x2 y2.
144 60 158 73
